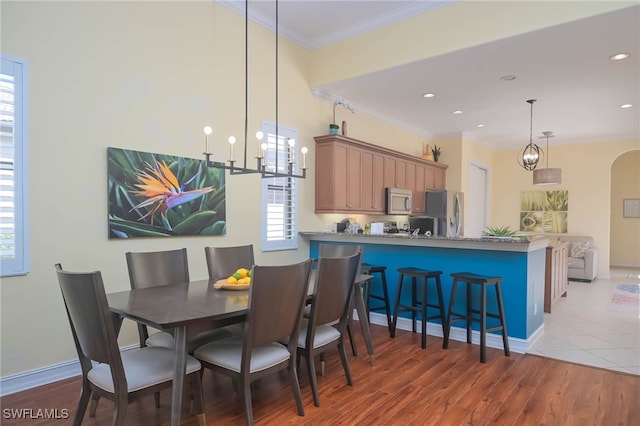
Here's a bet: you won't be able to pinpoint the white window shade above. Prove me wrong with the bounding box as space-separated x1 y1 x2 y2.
261 122 298 252
1 56 29 276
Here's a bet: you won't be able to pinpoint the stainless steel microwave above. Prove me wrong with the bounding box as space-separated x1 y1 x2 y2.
385 187 412 215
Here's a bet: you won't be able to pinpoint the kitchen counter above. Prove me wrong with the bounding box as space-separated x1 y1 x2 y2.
299 232 548 253
300 232 547 353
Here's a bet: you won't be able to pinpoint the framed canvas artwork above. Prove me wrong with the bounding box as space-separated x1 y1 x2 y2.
107 147 226 239
520 190 568 233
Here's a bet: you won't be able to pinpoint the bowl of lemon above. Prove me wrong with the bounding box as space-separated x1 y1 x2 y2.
213 268 252 290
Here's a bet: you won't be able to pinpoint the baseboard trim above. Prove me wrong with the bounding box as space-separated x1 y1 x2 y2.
355 311 538 355
0 344 138 397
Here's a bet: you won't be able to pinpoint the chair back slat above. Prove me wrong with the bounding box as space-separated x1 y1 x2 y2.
55 267 123 370
246 259 312 347
126 248 189 289
318 243 364 275
312 254 361 327
204 245 255 282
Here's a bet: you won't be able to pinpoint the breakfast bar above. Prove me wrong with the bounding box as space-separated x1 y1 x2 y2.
301 232 549 353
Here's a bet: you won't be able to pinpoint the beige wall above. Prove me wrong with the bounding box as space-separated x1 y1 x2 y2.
0 1 322 377
1 1 638 381
492 140 640 275
611 150 640 266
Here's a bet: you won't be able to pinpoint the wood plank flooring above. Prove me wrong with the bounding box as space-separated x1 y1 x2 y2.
2 323 638 425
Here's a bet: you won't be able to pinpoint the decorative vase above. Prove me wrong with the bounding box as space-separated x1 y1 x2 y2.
329 124 339 135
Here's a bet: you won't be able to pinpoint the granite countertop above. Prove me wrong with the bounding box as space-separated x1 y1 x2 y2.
299 232 549 253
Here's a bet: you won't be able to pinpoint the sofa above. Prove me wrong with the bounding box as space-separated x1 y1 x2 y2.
555 235 598 282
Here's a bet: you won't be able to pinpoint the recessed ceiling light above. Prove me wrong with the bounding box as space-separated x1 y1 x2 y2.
610 53 630 61
452 110 463 115
500 75 517 81
620 104 633 109
476 124 485 128
423 93 435 98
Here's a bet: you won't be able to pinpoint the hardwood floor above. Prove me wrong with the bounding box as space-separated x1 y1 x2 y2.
2 323 638 425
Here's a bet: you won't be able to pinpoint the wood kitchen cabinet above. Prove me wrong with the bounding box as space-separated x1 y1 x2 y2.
314 134 447 214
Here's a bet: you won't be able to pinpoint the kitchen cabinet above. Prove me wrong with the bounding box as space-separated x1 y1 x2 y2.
412 165 426 214
314 134 448 214
362 150 385 212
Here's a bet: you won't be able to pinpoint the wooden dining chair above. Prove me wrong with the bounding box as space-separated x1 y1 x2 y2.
296 253 361 407
318 243 364 355
125 248 190 349
54 264 204 426
204 244 255 282
193 259 313 425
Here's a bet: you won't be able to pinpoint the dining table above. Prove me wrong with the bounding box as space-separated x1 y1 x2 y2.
107 272 374 426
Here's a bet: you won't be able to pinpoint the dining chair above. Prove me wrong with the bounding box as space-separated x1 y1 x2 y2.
126 248 190 349
193 259 313 425
296 252 361 407
204 244 255 282
54 264 204 426
317 243 364 355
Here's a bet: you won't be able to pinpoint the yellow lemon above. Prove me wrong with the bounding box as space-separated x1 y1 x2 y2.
227 276 238 284
236 268 249 278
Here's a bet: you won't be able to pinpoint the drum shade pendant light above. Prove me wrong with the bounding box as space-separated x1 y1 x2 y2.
533 131 562 185
517 99 542 171
202 0 307 179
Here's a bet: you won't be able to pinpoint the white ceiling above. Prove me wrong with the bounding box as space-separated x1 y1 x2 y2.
218 1 639 150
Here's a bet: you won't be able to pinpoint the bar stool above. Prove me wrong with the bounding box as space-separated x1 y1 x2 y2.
443 272 510 363
361 263 392 332
390 267 447 349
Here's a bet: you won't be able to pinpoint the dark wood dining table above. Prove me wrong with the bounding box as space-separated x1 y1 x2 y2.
107 273 374 426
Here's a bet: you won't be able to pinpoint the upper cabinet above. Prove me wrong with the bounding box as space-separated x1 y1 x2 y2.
314 135 448 214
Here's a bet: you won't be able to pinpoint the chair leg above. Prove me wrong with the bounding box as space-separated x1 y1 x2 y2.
154 391 160 408
346 321 357 356
241 375 253 426
443 278 459 349
319 352 326 376
305 352 321 407
73 382 92 426
89 392 99 417
337 339 353 386
288 360 305 416
420 278 427 349
113 390 128 426
390 274 404 338
188 372 205 417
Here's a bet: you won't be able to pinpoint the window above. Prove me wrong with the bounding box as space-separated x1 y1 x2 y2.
1 56 29 277
261 122 299 252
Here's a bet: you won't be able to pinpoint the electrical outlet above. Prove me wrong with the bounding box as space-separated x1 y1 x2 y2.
534 303 538 315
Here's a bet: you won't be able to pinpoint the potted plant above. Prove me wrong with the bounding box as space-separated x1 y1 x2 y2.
331 100 354 135
431 145 442 162
482 225 517 240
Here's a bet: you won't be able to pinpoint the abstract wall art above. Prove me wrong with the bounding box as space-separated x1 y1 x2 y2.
520 190 568 233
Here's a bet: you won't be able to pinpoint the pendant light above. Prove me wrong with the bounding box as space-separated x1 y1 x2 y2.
517 99 542 171
201 0 307 179
533 131 562 185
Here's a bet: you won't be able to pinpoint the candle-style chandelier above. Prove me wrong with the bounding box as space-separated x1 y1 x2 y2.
517 99 542 171
202 0 307 179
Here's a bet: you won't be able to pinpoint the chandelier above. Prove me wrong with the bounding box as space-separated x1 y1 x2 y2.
533 131 562 185
202 0 307 179
517 99 542 171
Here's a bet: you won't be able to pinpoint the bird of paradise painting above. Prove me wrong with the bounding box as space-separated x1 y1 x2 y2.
108 147 226 238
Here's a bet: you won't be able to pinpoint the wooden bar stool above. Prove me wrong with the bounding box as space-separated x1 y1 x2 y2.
390 267 447 348
443 272 510 363
361 263 392 332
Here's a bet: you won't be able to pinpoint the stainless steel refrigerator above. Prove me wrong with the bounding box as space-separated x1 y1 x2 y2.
425 190 464 237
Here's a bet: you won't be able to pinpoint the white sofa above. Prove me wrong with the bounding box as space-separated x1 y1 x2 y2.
555 235 598 282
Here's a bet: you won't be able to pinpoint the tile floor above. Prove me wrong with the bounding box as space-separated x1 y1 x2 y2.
528 266 640 375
